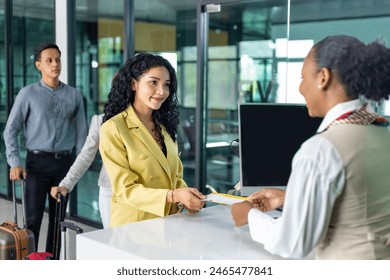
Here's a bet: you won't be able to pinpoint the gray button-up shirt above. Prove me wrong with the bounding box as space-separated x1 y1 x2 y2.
3 79 88 168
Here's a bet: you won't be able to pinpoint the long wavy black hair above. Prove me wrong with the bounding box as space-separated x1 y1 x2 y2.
103 53 179 142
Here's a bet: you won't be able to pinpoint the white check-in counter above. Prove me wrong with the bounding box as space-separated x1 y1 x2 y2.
77 204 314 260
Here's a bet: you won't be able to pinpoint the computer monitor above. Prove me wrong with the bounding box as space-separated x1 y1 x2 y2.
239 103 323 196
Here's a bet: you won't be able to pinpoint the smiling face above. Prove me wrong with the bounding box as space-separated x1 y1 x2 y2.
132 66 171 114
299 51 327 117
35 48 62 81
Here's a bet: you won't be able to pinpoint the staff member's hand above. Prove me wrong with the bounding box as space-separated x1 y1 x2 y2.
231 201 252 226
9 166 26 181
248 188 285 212
50 186 69 201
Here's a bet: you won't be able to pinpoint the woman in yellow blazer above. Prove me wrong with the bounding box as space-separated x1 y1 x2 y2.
100 53 205 227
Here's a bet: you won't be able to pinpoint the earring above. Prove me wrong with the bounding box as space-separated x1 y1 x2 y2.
318 85 322 89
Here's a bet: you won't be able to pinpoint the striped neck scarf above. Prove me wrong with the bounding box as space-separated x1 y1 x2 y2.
328 103 389 129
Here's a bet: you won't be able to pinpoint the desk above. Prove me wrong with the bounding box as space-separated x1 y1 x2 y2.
77 205 314 260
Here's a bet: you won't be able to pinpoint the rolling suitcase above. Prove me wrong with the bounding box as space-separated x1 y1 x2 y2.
27 193 83 260
55 193 84 260
0 180 36 260
59 221 83 260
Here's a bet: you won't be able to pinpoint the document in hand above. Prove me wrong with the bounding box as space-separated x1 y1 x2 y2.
202 193 247 205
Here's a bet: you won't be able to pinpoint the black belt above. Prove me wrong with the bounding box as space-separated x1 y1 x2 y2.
28 150 71 159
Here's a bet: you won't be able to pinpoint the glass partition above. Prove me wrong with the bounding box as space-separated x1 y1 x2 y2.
199 0 390 194
288 0 390 116
73 0 124 226
201 0 290 194
0 0 5 196
0 0 55 197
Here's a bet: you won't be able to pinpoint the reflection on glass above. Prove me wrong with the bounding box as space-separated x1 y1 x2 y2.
204 1 289 194
0 0 55 197
0 10 5 195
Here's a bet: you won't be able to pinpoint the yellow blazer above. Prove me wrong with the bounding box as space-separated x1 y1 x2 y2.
99 105 188 227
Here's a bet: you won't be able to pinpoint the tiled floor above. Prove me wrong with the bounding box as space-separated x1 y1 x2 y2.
0 197 98 259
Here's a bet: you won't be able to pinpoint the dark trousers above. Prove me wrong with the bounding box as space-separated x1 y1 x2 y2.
25 151 74 254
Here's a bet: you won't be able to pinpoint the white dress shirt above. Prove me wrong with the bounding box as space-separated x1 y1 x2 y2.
247 99 363 259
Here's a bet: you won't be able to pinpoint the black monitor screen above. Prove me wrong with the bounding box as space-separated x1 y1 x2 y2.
239 103 323 196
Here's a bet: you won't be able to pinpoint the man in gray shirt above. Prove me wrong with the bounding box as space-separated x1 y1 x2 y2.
3 42 87 254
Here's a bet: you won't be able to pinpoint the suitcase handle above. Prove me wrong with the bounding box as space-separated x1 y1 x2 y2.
12 179 27 229
59 221 83 260
60 222 84 234
1 221 18 230
52 193 66 260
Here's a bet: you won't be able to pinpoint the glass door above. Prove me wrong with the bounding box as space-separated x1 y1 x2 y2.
0 0 6 196
0 0 55 197
196 0 289 194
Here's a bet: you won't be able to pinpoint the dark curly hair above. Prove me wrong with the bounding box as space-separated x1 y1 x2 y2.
103 53 179 142
311 35 390 102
